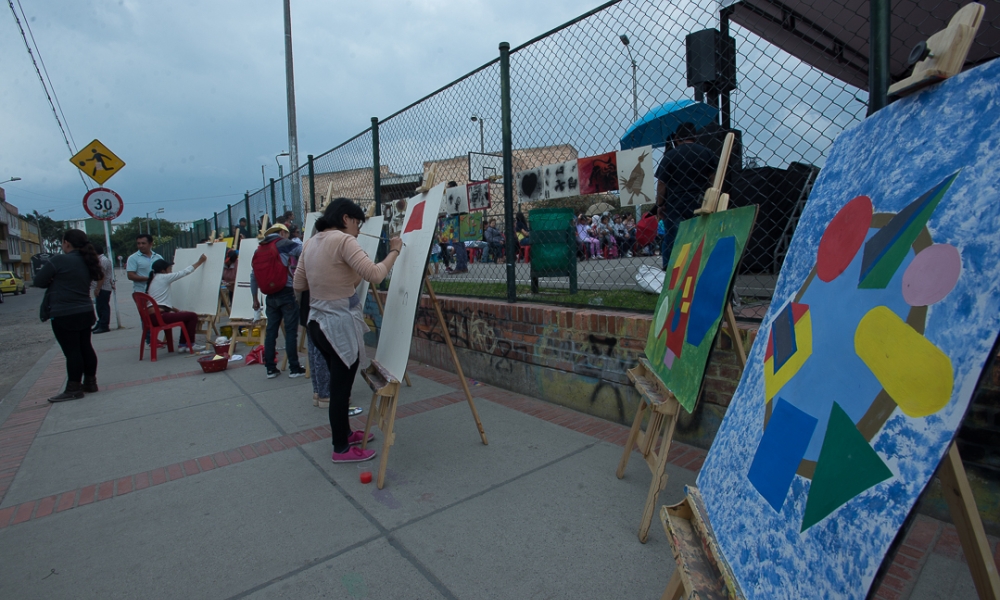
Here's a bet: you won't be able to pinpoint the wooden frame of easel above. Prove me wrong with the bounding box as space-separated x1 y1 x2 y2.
359 267 488 489
617 132 747 544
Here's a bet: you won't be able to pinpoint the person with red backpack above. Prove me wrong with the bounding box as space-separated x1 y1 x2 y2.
251 223 304 378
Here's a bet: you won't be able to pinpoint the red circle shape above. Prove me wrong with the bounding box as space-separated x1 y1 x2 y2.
816 195 872 282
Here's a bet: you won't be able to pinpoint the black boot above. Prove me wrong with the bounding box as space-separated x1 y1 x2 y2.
82 377 99 394
49 382 84 403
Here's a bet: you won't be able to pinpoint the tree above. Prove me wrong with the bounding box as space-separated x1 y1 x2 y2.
24 211 63 252
110 217 186 258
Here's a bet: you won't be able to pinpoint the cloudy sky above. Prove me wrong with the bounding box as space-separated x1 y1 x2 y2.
1 0 598 223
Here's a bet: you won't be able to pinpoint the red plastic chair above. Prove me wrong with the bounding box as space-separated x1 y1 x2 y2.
518 245 531 263
132 292 192 362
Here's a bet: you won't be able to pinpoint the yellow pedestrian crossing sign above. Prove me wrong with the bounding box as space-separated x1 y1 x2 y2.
70 139 125 185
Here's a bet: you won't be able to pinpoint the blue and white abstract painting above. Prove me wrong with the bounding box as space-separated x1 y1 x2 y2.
697 58 1000 599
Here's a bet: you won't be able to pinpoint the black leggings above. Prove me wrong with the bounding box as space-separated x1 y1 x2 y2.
51 311 98 384
307 321 360 453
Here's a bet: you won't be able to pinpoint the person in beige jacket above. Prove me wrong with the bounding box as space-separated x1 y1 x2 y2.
293 198 402 464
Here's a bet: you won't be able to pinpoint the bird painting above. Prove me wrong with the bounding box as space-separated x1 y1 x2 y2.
620 149 652 205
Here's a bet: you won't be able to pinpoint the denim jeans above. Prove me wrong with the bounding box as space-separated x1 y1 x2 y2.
264 287 300 369
660 218 678 270
95 289 112 329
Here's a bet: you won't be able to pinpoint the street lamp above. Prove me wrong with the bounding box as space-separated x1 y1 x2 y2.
1 177 21 184
146 208 164 236
276 152 289 211
618 34 639 123
470 116 485 153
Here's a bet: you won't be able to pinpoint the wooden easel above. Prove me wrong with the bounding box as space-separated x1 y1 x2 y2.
226 319 264 355
618 132 747 544
659 442 1000 600
360 267 488 489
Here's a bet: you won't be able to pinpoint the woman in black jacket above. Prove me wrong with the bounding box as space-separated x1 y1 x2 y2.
35 229 104 402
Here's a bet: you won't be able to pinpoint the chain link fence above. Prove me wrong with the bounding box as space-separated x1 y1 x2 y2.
165 0 998 318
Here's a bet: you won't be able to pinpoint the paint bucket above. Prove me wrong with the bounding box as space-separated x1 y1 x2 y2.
220 325 233 338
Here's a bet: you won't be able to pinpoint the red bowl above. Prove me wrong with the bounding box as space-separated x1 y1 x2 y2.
197 355 229 373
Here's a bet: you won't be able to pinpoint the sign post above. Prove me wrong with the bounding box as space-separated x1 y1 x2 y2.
82 187 125 330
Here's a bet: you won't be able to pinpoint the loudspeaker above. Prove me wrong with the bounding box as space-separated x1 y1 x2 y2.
686 29 737 93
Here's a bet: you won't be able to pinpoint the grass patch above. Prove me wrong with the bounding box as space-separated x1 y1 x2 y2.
426 281 658 312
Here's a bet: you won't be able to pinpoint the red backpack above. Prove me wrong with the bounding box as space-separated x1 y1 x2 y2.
251 239 288 295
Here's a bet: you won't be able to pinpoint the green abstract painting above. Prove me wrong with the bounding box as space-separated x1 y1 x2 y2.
644 206 756 411
459 213 483 241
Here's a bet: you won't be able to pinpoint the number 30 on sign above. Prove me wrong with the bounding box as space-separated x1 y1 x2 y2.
82 188 124 221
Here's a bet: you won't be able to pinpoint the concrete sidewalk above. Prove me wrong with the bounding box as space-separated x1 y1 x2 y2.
0 299 993 598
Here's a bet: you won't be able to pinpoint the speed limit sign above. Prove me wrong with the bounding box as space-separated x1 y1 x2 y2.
82 187 124 221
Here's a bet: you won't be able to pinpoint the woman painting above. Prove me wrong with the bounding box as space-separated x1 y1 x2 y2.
293 198 402 463
145 255 208 353
35 230 103 402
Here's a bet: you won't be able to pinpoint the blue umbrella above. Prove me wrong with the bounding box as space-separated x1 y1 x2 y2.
620 99 719 150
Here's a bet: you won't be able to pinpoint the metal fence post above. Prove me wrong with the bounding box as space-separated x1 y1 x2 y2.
214 212 219 237
500 41 516 304
372 117 382 216
308 154 316 213
227 204 233 236
270 178 278 224
244 193 252 235
868 0 890 115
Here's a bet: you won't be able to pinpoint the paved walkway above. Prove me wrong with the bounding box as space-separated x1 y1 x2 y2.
0 299 993 598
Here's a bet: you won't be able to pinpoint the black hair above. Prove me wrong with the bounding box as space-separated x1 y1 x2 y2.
316 198 366 232
239 217 247 224
673 122 698 144
136 233 153 244
146 259 173 291
63 229 103 282
447 181 458 188
92 242 105 255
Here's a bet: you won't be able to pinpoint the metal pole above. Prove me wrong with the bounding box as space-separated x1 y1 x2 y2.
103 219 122 330
499 42 516 304
282 0 302 221
868 0 890 115
270 178 278 224
372 117 382 216
156 217 161 239
213 212 219 236
279 164 286 212
631 58 638 123
227 204 233 236
479 119 485 153
307 154 316 213
720 7 733 130
244 192 252 236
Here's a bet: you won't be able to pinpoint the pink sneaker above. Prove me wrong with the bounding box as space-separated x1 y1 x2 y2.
331 447 376 463
347 431 375 446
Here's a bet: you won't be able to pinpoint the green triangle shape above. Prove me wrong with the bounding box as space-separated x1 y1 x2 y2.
801 402 893 531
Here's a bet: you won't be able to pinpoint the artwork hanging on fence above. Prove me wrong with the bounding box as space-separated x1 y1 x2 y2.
695 59 1000 600
578 152 619 194
616 146 655 206
542 160 579 200
645 206 755 412
229 238 259 321
459 213 483 241
444 185 469 215
438 217 459 243
170 242 228 316
467 180 491 211
374 183 446 381
517 167 544 203
384 197 408 238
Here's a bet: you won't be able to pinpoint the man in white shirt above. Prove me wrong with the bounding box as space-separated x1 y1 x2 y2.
92 243 115 334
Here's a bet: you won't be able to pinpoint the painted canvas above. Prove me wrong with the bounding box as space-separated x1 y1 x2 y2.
616 146 655 206
542 160 579 200
467 180 491 211
354 216 384 308
444 185 469 215
644 206 755 411
229 238 259 321
696 60 1000 599
459 213 483 241
374 183 446 381
438 217 459 243
578 152 618 194
170 242 228 316
516 167 543 203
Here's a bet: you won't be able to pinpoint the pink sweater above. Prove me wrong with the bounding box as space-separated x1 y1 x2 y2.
292 229 397 300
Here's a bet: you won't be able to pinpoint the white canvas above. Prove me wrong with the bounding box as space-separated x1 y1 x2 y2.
303 211 321 242
444 186 469 215
374 183 446 381
229 238 259 320
542 160 580 199
616 146 655 206
170 242 228 316
516 167 543 202
467 181 491 212
354 216 384 303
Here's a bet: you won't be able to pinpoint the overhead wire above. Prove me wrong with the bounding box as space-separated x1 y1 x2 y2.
7 0 90 192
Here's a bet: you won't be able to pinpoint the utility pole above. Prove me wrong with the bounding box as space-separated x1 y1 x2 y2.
282 0 302 224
